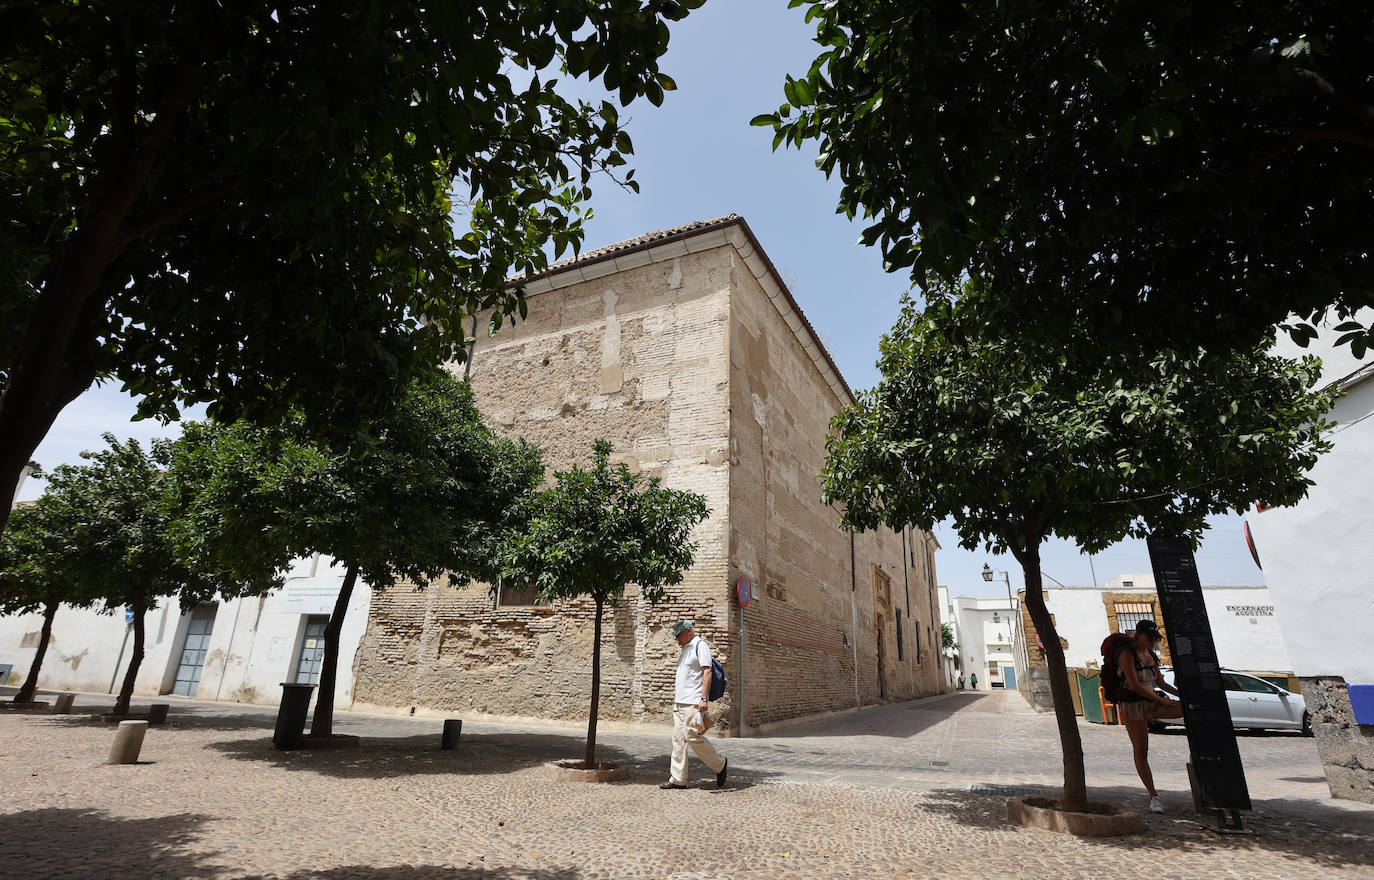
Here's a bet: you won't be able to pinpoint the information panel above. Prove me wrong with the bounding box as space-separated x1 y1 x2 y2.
1147 534 1251 813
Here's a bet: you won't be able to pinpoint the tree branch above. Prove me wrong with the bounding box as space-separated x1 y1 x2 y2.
116 176 246 248
1298 68 1374 126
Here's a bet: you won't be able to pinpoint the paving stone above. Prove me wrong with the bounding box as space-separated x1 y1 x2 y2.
0 690 1371 878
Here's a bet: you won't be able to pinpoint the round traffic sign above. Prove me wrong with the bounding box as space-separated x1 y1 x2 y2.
736 577 750 607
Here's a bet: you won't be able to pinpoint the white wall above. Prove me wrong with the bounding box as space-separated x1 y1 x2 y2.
0 555 371 706
1248 374 1374 683
951 596 1016 690
1039 582 1292 673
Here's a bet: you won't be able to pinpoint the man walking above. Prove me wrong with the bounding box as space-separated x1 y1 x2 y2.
661 619 728 790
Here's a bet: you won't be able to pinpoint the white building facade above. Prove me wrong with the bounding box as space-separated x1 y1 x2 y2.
1246 313 1374 803
1013 574 1294 712
947 594 1019 692
0 555 370 710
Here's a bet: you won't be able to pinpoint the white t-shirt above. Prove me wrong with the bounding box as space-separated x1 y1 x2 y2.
675 636 713 704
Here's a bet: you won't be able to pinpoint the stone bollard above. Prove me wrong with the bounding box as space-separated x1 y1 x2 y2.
108 720 149 765
147 704 170 725
441 719 462 750
52 694 75 714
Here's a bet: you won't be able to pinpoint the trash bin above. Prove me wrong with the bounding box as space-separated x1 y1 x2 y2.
274 682 316 750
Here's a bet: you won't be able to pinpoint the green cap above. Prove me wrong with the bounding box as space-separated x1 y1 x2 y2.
671 619 694 637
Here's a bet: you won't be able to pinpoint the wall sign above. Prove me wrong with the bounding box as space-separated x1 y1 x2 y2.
1224 605 1274 617
1148 534 1251 827
278 577 344 615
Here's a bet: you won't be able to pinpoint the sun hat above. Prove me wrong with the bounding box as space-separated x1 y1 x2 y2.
1135 619 1162 641
671 619 695 637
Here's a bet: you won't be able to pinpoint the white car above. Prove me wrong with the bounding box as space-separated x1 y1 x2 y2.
1156 668 1310 735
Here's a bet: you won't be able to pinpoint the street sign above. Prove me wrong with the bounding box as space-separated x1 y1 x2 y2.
736 577 751 607
124 607 134 625
1147 534 1251 828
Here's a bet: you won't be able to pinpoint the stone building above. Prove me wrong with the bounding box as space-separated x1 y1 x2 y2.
351 215 945 733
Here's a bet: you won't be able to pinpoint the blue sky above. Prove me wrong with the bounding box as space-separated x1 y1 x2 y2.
18 3 1268 597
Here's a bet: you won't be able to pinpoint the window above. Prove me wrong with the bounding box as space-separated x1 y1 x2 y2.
915 621 922 663
498 582 546 606
895 609 904 660
873 567 892 608
1114 602 1155 635
1232 673 1277 694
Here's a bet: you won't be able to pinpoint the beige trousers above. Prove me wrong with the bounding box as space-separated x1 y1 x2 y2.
670 703 724 784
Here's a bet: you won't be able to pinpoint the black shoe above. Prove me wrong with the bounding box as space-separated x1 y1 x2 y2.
716 758 728 789
659 782 687 790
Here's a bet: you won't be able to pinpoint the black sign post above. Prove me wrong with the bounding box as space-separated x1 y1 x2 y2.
1146 534 1250 831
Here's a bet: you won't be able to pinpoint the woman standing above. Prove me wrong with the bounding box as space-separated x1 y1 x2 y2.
1115 620 1183 813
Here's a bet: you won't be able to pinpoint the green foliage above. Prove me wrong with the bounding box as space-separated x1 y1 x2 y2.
760 0 1374 353
30 435 258 609
0 0 703 427
0 490 97 616
822 286 1338 558
500 440 710 607
940 622 956 652
167 373 544 591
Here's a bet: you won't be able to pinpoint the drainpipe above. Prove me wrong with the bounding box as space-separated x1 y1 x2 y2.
850 532 860 709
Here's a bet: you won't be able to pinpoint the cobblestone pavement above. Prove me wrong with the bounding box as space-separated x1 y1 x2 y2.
2 688 1373 879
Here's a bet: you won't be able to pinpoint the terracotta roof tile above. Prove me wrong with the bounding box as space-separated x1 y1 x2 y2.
507 214 741 283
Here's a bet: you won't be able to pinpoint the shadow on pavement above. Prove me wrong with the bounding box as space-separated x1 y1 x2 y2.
242 869 582 880
0 808 218 878
918 783 1374 868
767 692 992 740
204 730 782 789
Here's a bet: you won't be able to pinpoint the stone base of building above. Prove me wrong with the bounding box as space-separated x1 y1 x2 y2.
1020 666 1055 712
1302 676 1374 804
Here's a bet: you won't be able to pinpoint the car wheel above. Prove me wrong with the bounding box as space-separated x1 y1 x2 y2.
1302 712 1313 737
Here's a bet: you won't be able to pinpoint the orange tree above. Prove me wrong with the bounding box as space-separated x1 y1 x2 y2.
0 0 704 536
167 373 544 738
821 286 1335 811
499 441 708 768
758 1 1374 356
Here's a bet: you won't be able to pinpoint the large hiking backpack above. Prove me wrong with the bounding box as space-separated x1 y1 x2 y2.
709 657 728 701
1099 633 1135 703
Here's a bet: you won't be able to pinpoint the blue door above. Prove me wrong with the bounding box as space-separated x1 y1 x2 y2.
1002 665 1017 689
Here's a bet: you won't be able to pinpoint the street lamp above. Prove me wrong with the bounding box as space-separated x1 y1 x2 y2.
982 563 1018 661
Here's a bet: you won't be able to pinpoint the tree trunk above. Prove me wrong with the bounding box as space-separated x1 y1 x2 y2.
585 594 605 768
14 602 58 703
310 560 358 739
1018 546 1089 811
113 583 148 716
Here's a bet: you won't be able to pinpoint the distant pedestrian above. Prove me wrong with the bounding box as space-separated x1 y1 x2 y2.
660 620 728 790
970 673 978 690
958 674 965 690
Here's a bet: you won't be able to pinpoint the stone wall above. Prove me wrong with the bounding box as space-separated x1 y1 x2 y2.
352 246 735 728
350 229 944 733
1302 676 1374 803
726 243 943 728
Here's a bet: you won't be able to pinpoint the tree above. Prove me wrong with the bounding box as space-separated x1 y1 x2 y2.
167 373 544 739
940 623 956 653
0 0 705 534
0 490 100 702
820 289 1336 811
758 1 1374 355
29 436 256 714
500 440 709 769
